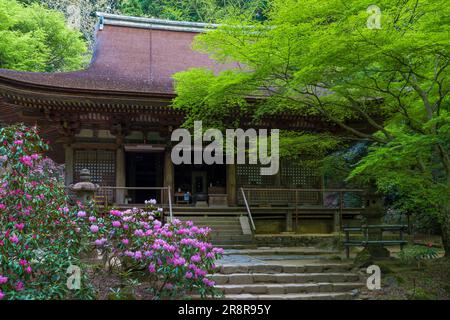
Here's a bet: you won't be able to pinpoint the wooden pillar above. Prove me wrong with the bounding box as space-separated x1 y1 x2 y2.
286 211 293 233
227 164 237 206
64 143 74 186
163 150 174 204
115 137 126 205
333 210 341 233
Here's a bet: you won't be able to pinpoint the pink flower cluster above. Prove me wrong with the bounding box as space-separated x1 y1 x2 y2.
75 204 223 298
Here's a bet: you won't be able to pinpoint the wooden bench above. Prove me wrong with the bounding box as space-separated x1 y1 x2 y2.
343 224 408 258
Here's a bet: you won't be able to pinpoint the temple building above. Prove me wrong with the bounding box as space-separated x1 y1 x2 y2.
0 13 365 236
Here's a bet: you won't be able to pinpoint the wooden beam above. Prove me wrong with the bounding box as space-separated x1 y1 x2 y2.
227 164 237 206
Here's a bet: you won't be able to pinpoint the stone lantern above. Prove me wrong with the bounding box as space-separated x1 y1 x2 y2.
69 169 100 203
361 187 390 258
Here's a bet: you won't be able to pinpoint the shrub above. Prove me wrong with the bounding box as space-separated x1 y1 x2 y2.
0 124 223 300
398 244 440 269
0 124 94 300
77 202 224 299
407 287 435 300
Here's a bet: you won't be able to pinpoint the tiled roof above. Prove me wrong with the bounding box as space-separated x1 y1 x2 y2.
0 13 231 96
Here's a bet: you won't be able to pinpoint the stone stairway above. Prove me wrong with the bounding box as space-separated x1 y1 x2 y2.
176 215 256 249
211 263 364 300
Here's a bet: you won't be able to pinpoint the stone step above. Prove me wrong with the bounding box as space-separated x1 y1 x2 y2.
222 247 339 256
207 226 243 231
195 223 242 228
212 241 255 247
218 244 258 249
211 273 361 285
176 216 244 221
211 235 253 241
221 292 354 300
217 282 364 295
207 228 243 236
218 264 353 274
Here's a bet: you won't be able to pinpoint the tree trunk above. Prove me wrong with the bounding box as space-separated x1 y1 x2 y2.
441 205 450 258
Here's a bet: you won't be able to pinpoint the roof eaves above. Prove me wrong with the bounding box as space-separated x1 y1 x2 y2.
96 12 218 33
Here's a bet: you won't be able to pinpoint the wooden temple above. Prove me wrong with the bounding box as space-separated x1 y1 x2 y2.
0 13 366 234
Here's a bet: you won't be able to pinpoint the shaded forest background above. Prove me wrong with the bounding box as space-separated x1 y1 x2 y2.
19 0 268 47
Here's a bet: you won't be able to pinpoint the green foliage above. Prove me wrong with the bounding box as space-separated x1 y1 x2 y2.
407 287 435 300
118 0 268 22
0 0 88 72
399 245 440 267
173 0 450 254
0 124 95 300
27 0 119 49
278 131 341 162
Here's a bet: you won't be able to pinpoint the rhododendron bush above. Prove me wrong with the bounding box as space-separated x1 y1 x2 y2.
0 124 94 299
78 204 224 299
0 124 223 300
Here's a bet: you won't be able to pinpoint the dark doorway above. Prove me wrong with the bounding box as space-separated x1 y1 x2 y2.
126 152 164 203
174 163 226 204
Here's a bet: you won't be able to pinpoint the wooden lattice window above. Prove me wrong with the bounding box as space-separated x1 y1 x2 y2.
236 164 276 186
280 160 320 188
74 149 116 201
236 160 322 205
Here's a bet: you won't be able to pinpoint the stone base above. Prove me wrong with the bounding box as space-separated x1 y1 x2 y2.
254 234 340 249
209 194 228 207
195 201 208 207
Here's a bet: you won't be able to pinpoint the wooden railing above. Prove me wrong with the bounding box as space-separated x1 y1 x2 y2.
239 187 365 208
240 187 365 231
95 186 173 221
343 224 408 258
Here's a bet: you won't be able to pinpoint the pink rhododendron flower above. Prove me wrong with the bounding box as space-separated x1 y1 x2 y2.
25 266 32 274
94 238 107 246
14 223 25 231
15 281 24 291
110 210 122 217
213 248 224 255
173 257 186 266
14 139 23 145
0 275 8 284
77 211 86 218
191 254 201 263
144 250 153 257
9 235 19 243
121 239 129 245
124 250 134 257
90 225 99 233
202 278 215 287
185 272 193 279
148 263 156 273
112 221 121 228
19 156 33 166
